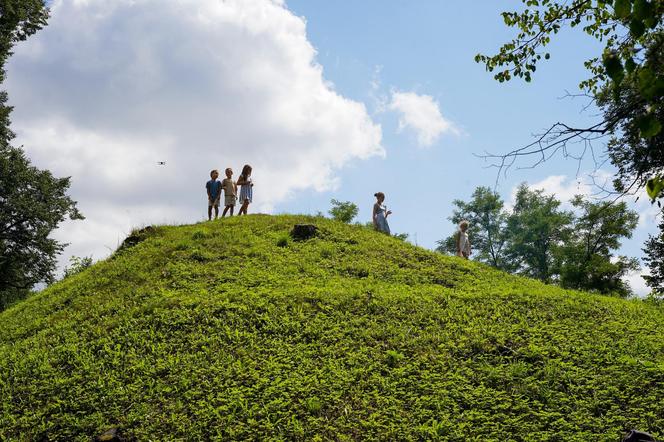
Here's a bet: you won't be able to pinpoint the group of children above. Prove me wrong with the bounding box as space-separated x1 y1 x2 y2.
205 164 253 220
206 175 472 260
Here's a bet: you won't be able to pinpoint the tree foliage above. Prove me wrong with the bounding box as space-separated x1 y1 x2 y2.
436 186 510 269
505 184 574 283
438 185 639 295
1 0 49 145
328 199 359 224
477 0 664 201
0 0 83 309
643 210 664 295
556 196 639 296
62 255 93 280
0 146 83 309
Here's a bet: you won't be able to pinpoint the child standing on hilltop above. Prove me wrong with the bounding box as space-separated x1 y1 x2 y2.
237 164 253 216
456 220 471 259
372 192 392 234
206 169 222 220
221 167 237 217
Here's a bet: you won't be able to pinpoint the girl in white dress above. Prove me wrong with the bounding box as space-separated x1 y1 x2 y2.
372 192 392 234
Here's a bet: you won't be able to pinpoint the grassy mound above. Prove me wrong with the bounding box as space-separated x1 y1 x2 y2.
1 215 663 441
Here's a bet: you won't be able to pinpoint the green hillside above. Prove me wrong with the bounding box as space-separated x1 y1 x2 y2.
1 215 663 441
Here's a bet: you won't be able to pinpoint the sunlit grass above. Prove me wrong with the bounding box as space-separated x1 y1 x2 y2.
1 215 662 440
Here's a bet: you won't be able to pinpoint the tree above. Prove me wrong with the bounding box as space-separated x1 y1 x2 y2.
1 0 83 310
504 184 574 282
599 50 664 204
62 255 93 279
476 0 664 202
436 186 510 269
556 195 639 296
1 147 83 309
1 0 50 146
643 210 664 295
393 232 409 241
329 199 359 224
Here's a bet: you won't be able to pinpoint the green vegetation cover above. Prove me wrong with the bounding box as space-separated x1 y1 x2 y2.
1 215 663 440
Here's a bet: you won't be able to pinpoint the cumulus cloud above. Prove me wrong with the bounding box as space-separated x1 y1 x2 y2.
526 174 599 209
388 91 457 147
6 0 383 269
625 269 651 297
525 172 660 230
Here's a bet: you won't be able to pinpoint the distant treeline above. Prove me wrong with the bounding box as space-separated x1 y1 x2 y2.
437 185 642 297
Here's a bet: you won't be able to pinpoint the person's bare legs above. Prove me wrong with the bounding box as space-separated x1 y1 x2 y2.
222 205 230 217
208 205 212 221
214 205 219 219
239 200 249 215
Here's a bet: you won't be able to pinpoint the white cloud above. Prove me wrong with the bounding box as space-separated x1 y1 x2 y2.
525 172 614 209
6 0 383 270
626 269 651 297
388 91 458 147
525 172 660 230
505 174 590 212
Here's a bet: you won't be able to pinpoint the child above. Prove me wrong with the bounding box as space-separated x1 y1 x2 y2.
221 167 237 217
456 220 471 259
205 169 222 220
372 192 392 234
237 164 253 216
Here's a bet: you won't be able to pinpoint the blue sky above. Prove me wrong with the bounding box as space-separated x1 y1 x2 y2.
277 4 641 226
6 0 658 294
278 1 658 293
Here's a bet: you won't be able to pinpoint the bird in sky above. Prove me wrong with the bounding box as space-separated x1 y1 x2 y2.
156 161 166 166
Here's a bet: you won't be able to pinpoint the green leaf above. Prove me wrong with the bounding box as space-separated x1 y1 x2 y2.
637 68 664 100
603 53 624 83
633 0 650 19
629 19 646 38
636 113 662 138
625 57 637 73
613 0 632 19
646 176 664 200
644 15 659 28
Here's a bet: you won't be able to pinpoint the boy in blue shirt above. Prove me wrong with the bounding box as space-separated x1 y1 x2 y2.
206 169 222 220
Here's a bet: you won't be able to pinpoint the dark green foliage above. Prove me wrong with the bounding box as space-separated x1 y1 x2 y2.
0 145 83 309
438 186 639 293
599 44 664 203
1 215 663 440
0 0 81 309
328 199 359 224
643 211 664 295
556 196 639 297
477 0 664 201
0 0 49 145
505 184 574 283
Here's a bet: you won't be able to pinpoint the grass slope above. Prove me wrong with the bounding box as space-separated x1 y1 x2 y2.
1 215 663 441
